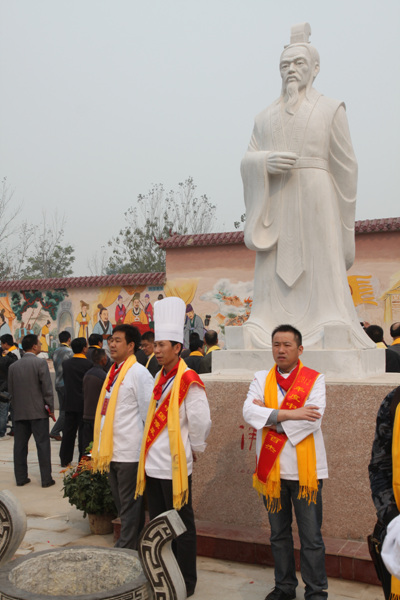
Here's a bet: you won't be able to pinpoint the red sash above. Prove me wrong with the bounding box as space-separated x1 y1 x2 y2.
144 370 204 456
256 366 319 485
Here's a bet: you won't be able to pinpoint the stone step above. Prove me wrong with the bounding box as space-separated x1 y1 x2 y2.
195 520 379 587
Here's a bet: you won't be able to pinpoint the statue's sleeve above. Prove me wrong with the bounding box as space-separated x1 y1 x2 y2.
241 120 278 252
329 104 358 270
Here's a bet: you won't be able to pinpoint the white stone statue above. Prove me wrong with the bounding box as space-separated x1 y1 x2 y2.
241 23 374 350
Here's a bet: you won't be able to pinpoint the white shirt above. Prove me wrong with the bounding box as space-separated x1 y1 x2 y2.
99 361 154 463
145 366 212 479
243 369 328 480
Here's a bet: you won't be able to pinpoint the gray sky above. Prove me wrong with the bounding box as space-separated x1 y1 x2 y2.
1 0 399 275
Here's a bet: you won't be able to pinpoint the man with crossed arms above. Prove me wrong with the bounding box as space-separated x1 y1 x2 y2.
243 324 328 600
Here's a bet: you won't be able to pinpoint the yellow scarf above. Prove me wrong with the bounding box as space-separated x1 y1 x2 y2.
391 404 400 599
91 354 137 473
136 359 188 510
392 339 400 346
145 352 155 368
73 353 87 359
257 363 318 511
4 345 17 354
189 350 203 357
206 345 220 355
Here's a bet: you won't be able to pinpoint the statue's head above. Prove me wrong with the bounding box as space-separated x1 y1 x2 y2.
279 23 320 97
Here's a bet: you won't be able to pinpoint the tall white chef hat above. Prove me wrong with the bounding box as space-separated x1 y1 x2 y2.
154 297 186 344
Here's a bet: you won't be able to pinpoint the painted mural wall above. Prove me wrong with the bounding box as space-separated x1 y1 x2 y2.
0 284 164 357
0 229 399 352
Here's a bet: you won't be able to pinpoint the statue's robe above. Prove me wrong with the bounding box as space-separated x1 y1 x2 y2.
241 88 374 349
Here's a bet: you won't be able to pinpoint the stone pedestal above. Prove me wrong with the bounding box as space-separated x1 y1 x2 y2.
213 347 386 380
192 374 399 541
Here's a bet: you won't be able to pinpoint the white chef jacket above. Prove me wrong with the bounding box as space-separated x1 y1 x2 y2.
145 365 211 479
99 361 154 463
243 368 328 480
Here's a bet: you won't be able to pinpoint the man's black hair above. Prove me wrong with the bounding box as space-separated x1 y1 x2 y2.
113 324 141 352
204 330 218 347
91 348 107 365
0 334 14 347
22 334 39 352
390 322 400 339
71 337 88 354
58 331 71 344
189 332 203 352
170 341 183 356
141 330 155 343
365 325 385 344
89 333 103 347
271 324 302 347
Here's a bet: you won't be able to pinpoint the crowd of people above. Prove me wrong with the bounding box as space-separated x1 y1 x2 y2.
0 311 399 599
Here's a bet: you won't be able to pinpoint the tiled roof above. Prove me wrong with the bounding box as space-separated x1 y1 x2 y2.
158 231 245 248
355 217 400 233
158 217 400 249
0 272 165 292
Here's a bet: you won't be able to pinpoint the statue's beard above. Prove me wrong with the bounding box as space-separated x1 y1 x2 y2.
284 81 299 115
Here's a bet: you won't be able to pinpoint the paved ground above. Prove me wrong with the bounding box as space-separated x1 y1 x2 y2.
0 431 384 599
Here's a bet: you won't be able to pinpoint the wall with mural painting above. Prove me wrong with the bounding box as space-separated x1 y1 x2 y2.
0 274 164 357
0 219 399 352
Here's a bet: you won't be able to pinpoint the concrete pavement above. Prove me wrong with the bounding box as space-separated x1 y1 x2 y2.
0 431 384 599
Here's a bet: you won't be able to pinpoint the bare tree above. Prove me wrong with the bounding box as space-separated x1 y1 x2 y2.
107 177 217 274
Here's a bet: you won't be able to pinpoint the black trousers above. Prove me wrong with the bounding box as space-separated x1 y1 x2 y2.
108 461 145 550
59 411 84 466
14 418 52 485
146 475 197 596
81 419 94 454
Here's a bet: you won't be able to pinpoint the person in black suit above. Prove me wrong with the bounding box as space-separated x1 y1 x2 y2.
140 331 161 378
60 337 93 467
184 333 204 374
8 334 55 487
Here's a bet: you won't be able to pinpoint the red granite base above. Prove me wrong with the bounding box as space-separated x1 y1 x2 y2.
195 520 380 587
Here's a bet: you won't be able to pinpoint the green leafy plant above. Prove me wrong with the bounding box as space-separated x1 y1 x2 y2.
62 455 117 518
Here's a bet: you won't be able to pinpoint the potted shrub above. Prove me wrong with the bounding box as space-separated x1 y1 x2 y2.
62 453 117 535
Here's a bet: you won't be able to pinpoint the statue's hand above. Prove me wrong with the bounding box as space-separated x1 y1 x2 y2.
266 151 298 174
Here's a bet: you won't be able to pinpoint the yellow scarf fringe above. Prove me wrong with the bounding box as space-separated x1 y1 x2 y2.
390 404 400 599
136 359 188 510
91 354 137 473
257 362 319 511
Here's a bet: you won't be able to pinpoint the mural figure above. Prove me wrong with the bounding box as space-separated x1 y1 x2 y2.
183 304 204 350
115 295 126 325
39 320 51 354
76 300 90 340
241 23 373 349
15 321 28 349
125 293 148 326
144 293 154 324
0 312 11 337
92 304 113 351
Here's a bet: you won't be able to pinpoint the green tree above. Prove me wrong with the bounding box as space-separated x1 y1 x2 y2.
107 177 216 274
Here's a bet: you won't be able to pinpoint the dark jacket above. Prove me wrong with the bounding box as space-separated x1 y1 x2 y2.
0 352 18 393
184 353 203 374
198 349 221 374
83 366 107 421
8 352 54 420
62 356 93 413
369 386 400 525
